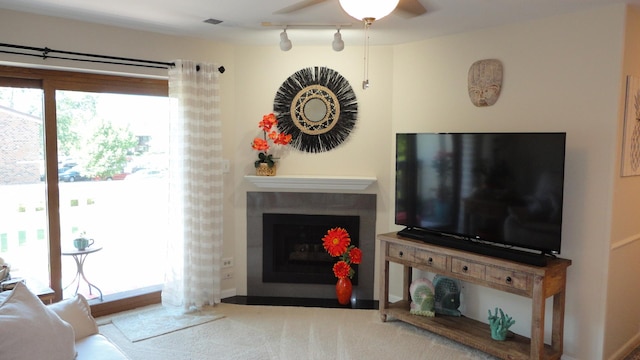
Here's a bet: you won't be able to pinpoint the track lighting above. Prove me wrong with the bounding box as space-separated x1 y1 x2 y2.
332 29 344 52
262 23 356 51
279 29 292 51
269 24 351 52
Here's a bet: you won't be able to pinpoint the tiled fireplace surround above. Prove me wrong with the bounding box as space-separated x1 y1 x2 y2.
246 191 376 301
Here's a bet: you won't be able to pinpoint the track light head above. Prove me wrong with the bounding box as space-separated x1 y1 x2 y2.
332 29 344 52
279 30 292 51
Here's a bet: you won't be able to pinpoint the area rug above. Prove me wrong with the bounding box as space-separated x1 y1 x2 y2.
99 303 496 360
110 304 224 342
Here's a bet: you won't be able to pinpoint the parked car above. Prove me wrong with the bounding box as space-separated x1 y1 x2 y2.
58 166 91 182
58 161 77 174
124 168 166 181
104 173 129 181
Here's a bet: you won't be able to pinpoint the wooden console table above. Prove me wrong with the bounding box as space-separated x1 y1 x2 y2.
378 232 571 360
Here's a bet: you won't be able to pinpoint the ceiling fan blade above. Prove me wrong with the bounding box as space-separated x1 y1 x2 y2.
395 0 427 18
273 0 329 15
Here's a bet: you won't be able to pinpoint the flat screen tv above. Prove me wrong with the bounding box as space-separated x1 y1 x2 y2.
395 132 566 266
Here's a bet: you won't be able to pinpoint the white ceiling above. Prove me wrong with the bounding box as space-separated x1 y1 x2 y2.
0 0 638 47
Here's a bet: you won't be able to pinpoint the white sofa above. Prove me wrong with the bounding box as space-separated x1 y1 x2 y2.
0 282 129 360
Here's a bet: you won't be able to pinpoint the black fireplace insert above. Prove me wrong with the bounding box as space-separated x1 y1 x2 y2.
262 213 360 285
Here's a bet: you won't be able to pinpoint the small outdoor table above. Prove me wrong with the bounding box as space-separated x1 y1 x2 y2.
62 246 103 301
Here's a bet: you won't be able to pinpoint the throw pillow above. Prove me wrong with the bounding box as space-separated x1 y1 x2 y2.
48 294 99 340
0 282 76 360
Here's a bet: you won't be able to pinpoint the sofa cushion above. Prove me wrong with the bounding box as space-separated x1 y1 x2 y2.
49 293 99 340
75 334 130 360
0 282 76 360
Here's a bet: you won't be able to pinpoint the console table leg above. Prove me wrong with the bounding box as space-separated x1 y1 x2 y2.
552 288 567 353
403 265 412 301
531 275 546 359
379 242 390 322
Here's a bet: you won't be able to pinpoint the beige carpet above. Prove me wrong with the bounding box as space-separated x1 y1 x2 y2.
99 303 498 360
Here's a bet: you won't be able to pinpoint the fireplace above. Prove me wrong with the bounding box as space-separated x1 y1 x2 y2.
247 192 376 300
262 213 360 285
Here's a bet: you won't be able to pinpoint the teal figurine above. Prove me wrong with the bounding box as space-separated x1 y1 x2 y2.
488 307 515 341
433 275 461 316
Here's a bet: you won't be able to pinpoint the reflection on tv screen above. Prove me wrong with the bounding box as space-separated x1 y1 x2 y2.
395 132 566 254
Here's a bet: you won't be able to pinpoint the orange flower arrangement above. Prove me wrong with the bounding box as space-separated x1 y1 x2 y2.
322 227 362 279
251 113 292 168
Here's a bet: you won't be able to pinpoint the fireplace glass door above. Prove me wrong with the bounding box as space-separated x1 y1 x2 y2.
262 213 359 285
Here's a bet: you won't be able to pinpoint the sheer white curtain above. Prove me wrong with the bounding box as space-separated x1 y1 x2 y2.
162 60 223 310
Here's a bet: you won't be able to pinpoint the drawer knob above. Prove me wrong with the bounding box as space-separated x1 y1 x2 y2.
462 265 469 272
399 251 403 257
506 276 512 284
427 257 433 264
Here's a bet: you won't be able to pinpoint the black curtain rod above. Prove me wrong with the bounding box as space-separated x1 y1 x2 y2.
0 42 225 73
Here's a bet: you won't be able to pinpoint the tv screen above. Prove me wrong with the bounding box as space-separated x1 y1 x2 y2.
395 132 566 257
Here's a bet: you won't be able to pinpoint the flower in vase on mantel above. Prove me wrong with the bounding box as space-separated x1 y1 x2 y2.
251 113 292 168
322 227 362 279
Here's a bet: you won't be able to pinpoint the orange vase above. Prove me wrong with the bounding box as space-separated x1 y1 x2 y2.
336 277 352 305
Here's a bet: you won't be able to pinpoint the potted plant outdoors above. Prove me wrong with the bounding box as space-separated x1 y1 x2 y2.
251 113 292 176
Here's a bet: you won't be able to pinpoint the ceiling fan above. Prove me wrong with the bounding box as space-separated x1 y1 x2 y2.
274 0 427 19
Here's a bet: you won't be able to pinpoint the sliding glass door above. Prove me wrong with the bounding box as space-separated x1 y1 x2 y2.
0 66 168 307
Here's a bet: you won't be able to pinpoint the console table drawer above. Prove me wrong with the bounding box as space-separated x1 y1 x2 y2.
451 258 485 279
388 244 416 262
486 267 531 291
413 249 447 270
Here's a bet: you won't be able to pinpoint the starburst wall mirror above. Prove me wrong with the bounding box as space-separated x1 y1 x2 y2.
273 67 358 153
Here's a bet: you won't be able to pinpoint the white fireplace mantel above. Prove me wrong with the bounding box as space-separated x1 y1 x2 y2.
244 175 377 191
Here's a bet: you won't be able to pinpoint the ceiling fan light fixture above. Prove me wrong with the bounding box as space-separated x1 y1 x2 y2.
332 29 344 52
279 29 292 51
338 0 400 22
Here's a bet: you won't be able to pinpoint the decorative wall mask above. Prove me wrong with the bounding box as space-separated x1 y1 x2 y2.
273 66 358 153
468 59 503 107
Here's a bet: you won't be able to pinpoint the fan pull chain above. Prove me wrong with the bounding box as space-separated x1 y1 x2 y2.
362 21 371 89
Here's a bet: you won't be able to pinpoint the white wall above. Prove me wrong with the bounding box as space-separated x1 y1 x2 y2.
392 5 625 360
605 5 640 359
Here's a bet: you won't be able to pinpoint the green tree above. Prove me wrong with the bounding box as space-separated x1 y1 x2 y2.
56 92 97 157
84 121 137 179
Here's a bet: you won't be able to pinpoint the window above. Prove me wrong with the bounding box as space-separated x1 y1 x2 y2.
0 66 168 312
